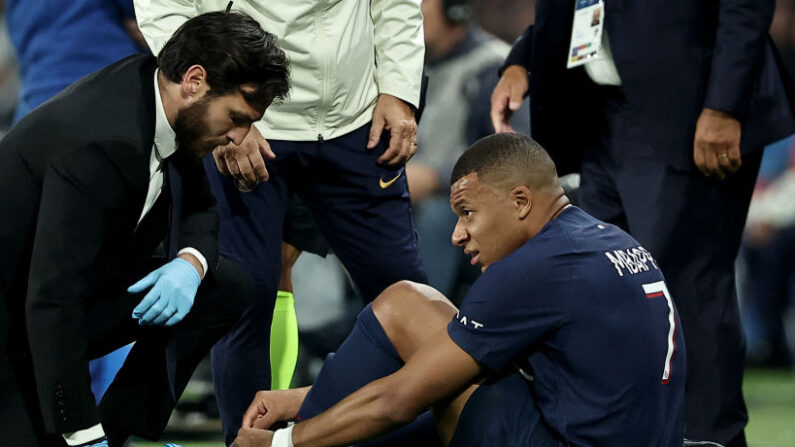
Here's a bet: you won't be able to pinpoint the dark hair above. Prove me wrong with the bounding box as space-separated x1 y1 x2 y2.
158 11 290 110
451 133 559 190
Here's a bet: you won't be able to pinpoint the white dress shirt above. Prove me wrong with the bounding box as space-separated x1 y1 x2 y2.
585 30 622 86
142 70 208 276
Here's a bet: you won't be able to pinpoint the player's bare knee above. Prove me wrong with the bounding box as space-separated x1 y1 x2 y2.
372 281 424 330
373 281 457 335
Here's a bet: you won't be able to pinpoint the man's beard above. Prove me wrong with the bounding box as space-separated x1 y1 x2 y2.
174 95 217 159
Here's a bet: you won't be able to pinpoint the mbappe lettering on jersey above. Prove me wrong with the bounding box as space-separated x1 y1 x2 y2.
604 246 659 277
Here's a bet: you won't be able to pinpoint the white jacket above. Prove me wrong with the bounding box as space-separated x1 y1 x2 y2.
134 0 424 141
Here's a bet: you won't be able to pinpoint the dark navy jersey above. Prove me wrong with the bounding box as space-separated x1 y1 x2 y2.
448 207 685 446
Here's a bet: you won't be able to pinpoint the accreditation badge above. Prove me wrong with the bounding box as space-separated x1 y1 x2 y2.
566 0 605 69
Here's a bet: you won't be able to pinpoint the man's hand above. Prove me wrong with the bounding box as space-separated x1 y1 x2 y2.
242 388 307 430
128 257 201 326
213 125 275 190
693 108 742 180
232 428 274 447
490 65 528 133
367 93 418 167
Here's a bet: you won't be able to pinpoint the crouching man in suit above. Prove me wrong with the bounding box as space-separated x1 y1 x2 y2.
0 11 290 447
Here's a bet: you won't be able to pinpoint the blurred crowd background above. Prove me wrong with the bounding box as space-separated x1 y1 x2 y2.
1 0 794 444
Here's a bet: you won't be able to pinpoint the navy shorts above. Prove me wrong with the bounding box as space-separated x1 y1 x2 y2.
449 372 562 447
283 195 330 257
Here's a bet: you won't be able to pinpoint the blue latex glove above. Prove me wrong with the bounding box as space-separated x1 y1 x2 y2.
128 257 201 326
86 441 108 447
164 443 184 447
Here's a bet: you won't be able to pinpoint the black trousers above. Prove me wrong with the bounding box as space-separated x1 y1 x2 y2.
0 256 250 447
578 88 761 447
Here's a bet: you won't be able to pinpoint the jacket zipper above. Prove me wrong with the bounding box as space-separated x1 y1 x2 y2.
315 2 331 141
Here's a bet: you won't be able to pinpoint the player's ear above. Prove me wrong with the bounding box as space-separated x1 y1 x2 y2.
512 186 532 219
181 64 208 99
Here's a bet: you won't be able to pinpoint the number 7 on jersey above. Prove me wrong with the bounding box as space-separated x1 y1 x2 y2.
643 281 677 384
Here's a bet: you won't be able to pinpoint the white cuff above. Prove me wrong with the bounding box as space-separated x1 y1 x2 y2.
177 247 208 278
62 423 105 446
271 425 294 447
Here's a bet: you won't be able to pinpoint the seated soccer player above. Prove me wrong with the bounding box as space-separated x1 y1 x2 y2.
233 133 686 447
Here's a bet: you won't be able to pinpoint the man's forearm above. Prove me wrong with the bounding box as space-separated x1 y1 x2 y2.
292 378 415 447
178 249 206 279
370 0 424 108
702 0 775 117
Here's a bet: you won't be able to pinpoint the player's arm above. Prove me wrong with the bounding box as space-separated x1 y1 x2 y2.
290 328 481 447
368 0 424 165
133 0 195 55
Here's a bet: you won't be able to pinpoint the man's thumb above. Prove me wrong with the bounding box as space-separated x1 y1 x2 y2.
509 88 523 111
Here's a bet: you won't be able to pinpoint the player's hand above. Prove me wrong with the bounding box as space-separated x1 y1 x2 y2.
242 389 305 429
367 93 418 167
693 108 742 180
213 125 275 190
232 427 274 447
490 64 528 133
128 257 201 326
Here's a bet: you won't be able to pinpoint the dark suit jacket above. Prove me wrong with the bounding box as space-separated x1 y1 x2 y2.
505 0 795 174
0 55 219 434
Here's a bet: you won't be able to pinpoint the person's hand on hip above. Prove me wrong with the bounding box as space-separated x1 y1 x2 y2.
368 93 418 167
